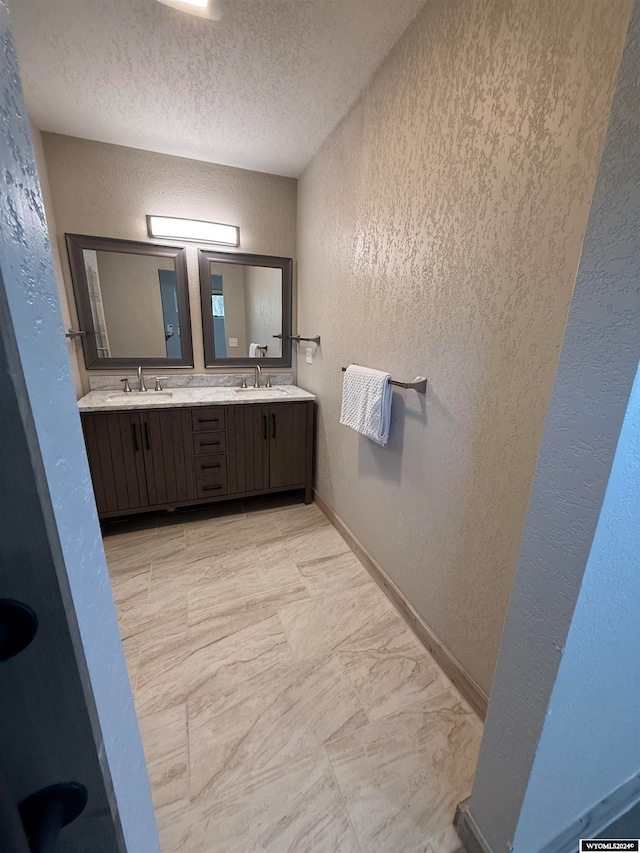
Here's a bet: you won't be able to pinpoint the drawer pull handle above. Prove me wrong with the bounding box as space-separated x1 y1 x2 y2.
200 462 222 469
131 422 139 452
202 484 223 492
198 418 220 423
200 440 221 446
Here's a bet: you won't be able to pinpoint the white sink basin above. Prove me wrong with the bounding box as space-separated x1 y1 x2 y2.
106 392 173 403
233 387 289 398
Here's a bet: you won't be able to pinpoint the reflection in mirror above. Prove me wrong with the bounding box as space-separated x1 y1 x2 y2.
66 235 192 369
199 250 292 368
82 250 181 359
208 263 282 359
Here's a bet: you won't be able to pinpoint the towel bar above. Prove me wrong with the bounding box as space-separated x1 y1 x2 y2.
341 366 427 394
273 334 321 345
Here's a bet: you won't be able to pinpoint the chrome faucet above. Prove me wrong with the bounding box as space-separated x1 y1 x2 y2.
137 365 147 392
254 364 262 388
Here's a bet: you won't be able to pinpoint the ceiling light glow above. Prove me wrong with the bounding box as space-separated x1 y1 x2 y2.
155 0 223 19
147 215 239 246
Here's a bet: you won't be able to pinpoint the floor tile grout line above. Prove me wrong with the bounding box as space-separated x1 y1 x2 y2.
333 653 373 728
187 586 309 635
323 743 364 853
106 500 479 850
131 646 141 699
185 701 192 804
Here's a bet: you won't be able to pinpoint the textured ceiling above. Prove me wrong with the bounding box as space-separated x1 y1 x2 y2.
9 0 425 177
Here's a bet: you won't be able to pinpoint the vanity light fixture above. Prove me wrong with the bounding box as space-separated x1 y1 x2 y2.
147 215 239 247
155 0 224 19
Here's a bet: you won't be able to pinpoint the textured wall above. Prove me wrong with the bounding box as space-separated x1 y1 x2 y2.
0 5 158 849
40 133 297 394
296 0 631 693
516 369 640 847
470 5 640 847
30 123 83 396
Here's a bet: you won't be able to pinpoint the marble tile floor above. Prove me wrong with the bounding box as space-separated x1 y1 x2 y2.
103 496 482 853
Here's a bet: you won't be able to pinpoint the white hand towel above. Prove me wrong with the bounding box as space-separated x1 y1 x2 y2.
249 342 259 358
340 364 392 446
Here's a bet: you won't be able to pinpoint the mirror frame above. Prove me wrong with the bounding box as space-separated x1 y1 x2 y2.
198 249 292 368
66 234 193 369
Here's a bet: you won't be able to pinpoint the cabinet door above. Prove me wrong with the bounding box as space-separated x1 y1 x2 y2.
82 412 148 514
227 404 269 494
140 408 197 506
269 403 308 489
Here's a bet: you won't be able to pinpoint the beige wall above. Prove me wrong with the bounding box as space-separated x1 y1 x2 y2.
296 0 631 694
96 252 174 358
209 261 248 357
39 133 297 394
244 265 283 358
30 123 83 397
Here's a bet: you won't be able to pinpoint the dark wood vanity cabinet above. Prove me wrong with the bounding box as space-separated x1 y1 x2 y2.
82 408 196 514
268 403 310 489
81 401 313 518
140 409 197 507
83 411 148 514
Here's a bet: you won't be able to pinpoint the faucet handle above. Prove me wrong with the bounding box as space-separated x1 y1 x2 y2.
154 376 167 392
120 378 132 393
240 376 248 389
265 375 272 388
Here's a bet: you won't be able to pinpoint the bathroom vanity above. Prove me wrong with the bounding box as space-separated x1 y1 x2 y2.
78 385 315 518
67 233 313 518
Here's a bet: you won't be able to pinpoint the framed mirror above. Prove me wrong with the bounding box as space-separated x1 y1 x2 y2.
198 250 292 368
66 234 193 369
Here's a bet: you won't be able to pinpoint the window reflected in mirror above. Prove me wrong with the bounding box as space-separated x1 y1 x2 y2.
199 250 292 368
208 264 283 360
82 250 181 359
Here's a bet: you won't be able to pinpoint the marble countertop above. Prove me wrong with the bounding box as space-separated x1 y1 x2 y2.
78 385 316 413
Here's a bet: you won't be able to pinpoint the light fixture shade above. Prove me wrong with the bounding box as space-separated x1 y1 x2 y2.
147 215 239 246
155 0 224 20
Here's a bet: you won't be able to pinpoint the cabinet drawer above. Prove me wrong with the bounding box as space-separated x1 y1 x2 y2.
192 407 226 432
195 468 229 498
194 453 227 479
193 431 227 455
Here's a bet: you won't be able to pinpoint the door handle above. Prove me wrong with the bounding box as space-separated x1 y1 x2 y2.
198 417 220 423
272 413 276 439
200 440 221 447
263 414 267 440
144 422 151 451
131 422 139 452
200 462 222 470
201 484 223 492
